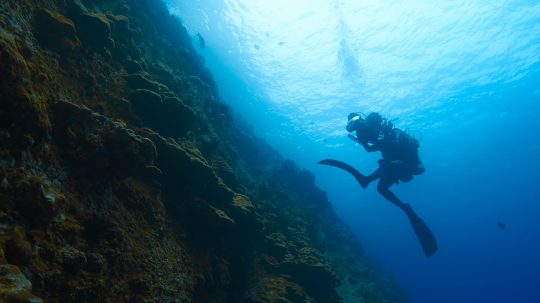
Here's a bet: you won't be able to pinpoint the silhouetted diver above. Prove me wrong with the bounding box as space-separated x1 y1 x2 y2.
318 112 438 257
196 32 205 50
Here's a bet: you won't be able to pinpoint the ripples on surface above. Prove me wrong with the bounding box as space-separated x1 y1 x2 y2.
169 0 540 143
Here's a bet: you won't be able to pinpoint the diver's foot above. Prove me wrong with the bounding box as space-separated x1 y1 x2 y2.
355 172 373 189
358 175 369 188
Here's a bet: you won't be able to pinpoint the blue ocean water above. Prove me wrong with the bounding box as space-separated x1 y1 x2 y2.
166 1 540 302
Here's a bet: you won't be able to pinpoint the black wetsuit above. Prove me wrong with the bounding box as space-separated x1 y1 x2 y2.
356 128 424 182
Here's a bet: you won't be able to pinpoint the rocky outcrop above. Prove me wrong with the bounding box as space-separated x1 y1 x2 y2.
0 0 410 302
129 88 196 137
34 9 81 53
0 264 43 303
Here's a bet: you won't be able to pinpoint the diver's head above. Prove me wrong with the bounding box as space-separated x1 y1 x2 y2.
346 112 362 132
348 112 383 141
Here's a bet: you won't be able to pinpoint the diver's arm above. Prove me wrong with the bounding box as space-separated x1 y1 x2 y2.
348 134 379 152
348 133 362 144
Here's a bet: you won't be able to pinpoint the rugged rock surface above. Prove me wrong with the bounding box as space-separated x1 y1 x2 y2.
0 0 410 302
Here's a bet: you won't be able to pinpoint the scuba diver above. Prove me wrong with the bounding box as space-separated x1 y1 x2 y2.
346 112 425 200
318 112 438 257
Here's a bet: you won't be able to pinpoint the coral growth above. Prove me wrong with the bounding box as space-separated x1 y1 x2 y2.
0 0 410 302
34 9 81 53
0 264 43 303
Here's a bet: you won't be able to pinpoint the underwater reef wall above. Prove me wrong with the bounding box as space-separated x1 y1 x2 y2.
0 0 410 302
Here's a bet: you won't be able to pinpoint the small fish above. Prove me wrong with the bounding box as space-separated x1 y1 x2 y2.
497 221 506 229
254 44 260 50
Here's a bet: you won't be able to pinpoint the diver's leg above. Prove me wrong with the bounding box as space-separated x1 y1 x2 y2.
362 159 388 188
376 176 408 210
363 169 381 187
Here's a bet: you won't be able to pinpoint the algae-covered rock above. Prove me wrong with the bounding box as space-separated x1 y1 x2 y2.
85 253 105 273
232 194 254 213
0 264 43 303
34 9 80 53
0 247 5 264
265 233 290 259
229 194 263 240
65 0 86 19
130 89 196 137
109 15 132 37
60 245 87 273
124 59 145 74
125 73 162 93
286 247 340 302
245 276 308 303
52 100 157 177
129 88 162 114
0 30 50 137
145 131 234 205
12 176 58 226
75 12 113 49
259 234 340 302
148 64 187 95
2 227 32 265
162 96 197 128
211 158 239 189
56 216 83 239
185 202 236 240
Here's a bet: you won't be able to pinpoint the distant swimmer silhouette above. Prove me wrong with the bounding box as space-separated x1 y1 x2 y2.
196 33 205 50
318 112 438 257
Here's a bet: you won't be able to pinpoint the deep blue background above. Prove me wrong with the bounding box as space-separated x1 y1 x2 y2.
167 1 540 302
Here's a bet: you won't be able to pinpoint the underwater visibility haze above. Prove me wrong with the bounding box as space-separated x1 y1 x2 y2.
1 0 539 302
168 1 540 303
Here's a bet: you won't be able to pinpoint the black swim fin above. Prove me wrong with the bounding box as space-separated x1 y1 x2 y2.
318 158 438 257
401 204 438 257
318 159 369 188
